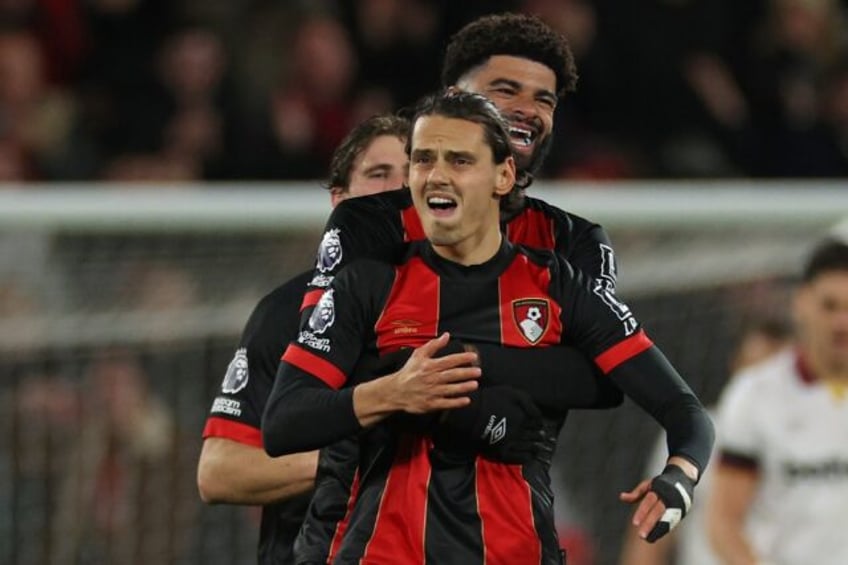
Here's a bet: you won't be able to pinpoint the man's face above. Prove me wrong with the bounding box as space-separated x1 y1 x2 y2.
408 115 514 263
794 271 848 372
456 55 557 173
339 134 408 204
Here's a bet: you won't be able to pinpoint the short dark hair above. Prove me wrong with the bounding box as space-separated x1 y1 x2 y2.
406 90 513 165
326 114 410 191
441 13 578 97
802 238 848 282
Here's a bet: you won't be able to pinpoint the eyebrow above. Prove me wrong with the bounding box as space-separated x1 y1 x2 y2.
410 148 476 161
489 78 558 105
361 163 396 175
444 150 476 162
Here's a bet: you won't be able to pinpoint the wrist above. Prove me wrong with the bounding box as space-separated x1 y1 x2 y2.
353 375 401 426
667 455 699 482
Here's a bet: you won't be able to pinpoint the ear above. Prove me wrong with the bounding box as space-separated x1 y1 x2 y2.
494 156 516 197
329 186 346 208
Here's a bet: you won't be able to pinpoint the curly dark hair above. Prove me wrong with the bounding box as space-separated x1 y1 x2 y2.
440 13 578 97
325 114 410 191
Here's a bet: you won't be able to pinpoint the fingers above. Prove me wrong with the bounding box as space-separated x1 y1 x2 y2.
619 479 652 502
634 495 667 540
413 334 479 369
415 333 451 358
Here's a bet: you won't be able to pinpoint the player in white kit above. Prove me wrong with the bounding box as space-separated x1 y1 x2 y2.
707 238 848 565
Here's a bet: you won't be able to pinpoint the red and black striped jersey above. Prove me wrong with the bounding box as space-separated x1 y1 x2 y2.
294 188 620 564
273 240 653 564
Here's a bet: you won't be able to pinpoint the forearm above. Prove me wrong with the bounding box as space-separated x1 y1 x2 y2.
709 516 759 565
197 438 317 504
352 375 404 427
474 343 622 410
263 371 361 456
609 347 715 474
708 466 762 565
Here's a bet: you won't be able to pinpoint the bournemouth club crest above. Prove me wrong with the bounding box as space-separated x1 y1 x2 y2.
512 299 550 345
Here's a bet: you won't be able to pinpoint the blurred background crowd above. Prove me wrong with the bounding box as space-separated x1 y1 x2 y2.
1 0 847 183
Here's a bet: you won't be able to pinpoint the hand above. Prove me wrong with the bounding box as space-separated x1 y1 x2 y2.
619 464 695 542
435 385 544 464
386 333 481 414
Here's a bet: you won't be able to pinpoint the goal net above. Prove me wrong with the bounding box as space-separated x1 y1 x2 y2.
0 181 844 565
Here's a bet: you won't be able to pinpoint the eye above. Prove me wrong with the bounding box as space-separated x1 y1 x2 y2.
413 155 432 165
490 86 516 96
367 170 389 179
538 97 556 110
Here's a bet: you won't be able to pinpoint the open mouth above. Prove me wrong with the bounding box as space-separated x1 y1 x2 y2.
508 125 536 148
426 194 458 216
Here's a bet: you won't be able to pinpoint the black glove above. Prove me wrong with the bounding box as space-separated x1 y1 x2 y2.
645 464 695 543
435 385 544 464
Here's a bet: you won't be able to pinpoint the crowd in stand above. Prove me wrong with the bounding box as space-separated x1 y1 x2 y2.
0 0 846 183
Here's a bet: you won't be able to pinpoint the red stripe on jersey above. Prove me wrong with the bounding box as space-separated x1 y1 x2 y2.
594 330 653 374
300 288 324 311
202 417 263 448
362 436 431 564
401 206 426 241
328 468 362 562
281 344 347 389
375 257 439 352
475 459 541 565
498 254 562 347
505 208 556 250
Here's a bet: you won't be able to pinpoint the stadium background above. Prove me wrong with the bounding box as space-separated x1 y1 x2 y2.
1 1 847 564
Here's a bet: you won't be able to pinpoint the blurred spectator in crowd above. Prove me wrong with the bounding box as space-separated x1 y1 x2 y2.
740 0 848 176
241 13 393 179
2 372 80 563
51 351 197 564
0 30 94 179
524 0 641 179
619 316 791 565
707 238 848 565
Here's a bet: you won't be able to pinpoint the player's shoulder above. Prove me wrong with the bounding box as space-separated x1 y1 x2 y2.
330 187 412 220
513 242 559 266
521 194 601 232
243 270 311 335
336 242 412 279
253 271 311 316
723 348 796 402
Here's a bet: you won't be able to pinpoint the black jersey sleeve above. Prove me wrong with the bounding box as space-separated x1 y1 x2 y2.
301 191 408 309
202 271 311 446
262 260 396 456
472 343 622 410
553 256 714 474
607 347 715 474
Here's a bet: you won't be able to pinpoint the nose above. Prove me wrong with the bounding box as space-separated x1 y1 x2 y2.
426 158 450 186
505 92 538 120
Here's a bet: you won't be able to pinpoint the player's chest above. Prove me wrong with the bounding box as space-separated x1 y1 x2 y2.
762 387 848 481
374 261 563 350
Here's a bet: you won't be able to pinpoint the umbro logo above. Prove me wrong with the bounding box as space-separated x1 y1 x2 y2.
390 319 422 335
482 415 508 445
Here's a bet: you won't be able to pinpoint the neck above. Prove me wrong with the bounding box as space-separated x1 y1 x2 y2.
431 226 503 266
